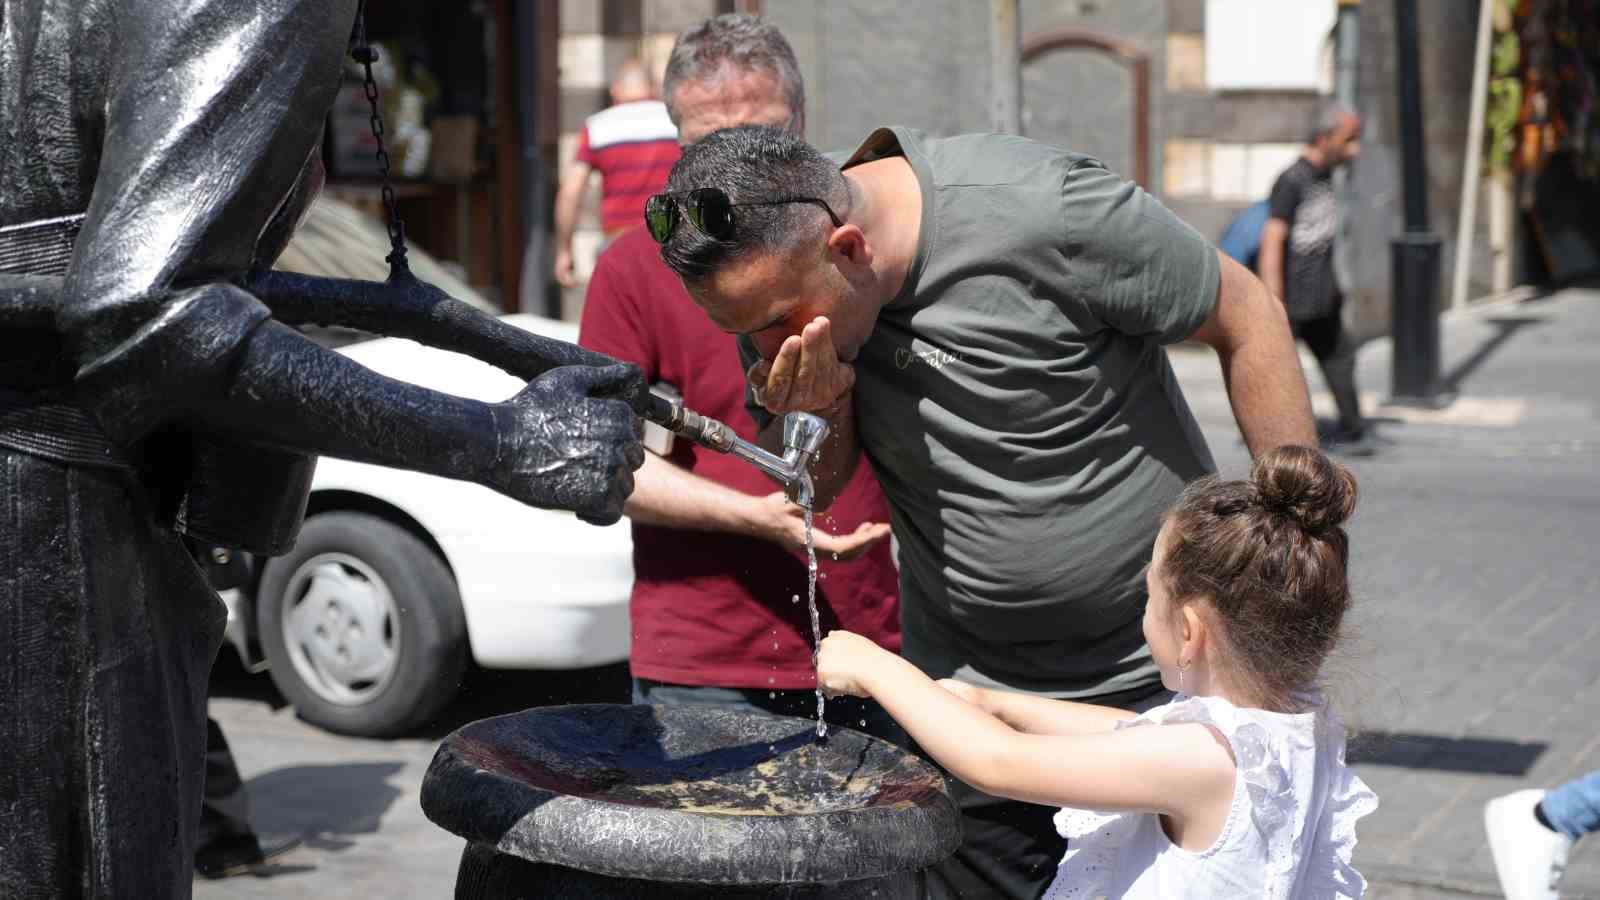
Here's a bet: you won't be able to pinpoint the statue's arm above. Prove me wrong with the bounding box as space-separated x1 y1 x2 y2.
237 269 622 382
50 1 642 520
71 281 643 523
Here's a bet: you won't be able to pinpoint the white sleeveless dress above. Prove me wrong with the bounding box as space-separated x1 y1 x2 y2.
1043 693 1378 899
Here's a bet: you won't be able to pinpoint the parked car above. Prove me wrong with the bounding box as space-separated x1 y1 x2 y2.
220 311 634 738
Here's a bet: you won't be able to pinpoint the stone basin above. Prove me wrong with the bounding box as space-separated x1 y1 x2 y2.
421 704 961 897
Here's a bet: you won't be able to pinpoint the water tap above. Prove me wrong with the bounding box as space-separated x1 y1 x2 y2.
642 393 829 508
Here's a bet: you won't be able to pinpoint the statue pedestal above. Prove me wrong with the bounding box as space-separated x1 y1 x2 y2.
421 704 961 898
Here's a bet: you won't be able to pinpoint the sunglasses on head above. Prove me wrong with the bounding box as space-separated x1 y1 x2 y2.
645 187 844 244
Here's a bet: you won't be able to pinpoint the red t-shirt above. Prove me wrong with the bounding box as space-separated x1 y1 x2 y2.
574 100 681 234
579 226 902 690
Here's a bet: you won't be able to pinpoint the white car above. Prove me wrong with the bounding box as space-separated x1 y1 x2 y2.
222 314 634 738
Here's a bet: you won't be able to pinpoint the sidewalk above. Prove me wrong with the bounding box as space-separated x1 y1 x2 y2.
198 288 1599 899
1170 285 1600 898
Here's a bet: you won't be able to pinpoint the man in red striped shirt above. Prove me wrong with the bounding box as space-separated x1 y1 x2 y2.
554 59 681 286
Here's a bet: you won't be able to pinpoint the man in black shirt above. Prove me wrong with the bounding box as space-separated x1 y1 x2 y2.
1260 105 1374 452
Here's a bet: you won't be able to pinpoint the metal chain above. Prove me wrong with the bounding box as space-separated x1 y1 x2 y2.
349 0 410 273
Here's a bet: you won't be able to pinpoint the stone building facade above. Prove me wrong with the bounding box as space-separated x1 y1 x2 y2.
557 1 1491 339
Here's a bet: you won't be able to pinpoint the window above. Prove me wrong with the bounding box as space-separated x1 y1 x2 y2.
1205 0 1336 91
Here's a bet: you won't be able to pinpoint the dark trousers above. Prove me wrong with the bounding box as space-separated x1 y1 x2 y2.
920 684 1174 900
0 450 226 899
1292 297 1365 434
199 716 257 848
632 676 908 748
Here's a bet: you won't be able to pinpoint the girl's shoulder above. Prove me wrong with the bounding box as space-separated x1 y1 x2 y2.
1120 693 1344 822
1096 693 1380 897
1119 692 1325 754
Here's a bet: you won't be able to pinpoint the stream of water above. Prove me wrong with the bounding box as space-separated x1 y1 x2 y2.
801 475 826 739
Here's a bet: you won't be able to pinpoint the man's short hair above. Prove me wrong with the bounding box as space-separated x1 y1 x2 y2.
662 14 805 129
659 125 846 282
1309 103 1359 143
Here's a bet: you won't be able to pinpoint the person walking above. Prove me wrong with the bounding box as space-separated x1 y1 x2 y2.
1258 104 1376 454
577 15 904 739
554 59 681 287
651 122 1318 898
1486 771 1600 900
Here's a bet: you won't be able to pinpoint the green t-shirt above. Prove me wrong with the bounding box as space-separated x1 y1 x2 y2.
841 127 1219 700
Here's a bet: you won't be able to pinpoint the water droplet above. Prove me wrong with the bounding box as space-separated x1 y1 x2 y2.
859 719 867 728
768 676 775 684
791 593 800 604
769 691 776 699
773 641 780 650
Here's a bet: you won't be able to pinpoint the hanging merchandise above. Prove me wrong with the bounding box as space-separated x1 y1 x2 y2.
1509 0 1600 281
329 40 438 180
1511 0 1599 178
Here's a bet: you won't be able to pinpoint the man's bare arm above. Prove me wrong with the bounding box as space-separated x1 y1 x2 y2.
625 449 886 556
553 161 594 286
1187 249 1317 456
1258 217 1290 301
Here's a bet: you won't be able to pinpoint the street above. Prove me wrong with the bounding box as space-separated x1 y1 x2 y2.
202 285 1600 898
200 661 632 899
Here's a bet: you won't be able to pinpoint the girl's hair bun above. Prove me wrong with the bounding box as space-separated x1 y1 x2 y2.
1250 445 1358 534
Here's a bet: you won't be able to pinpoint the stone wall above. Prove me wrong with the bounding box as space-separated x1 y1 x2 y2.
769 0 1490 339
1346 0 1486 339
552 0 1492 338
765 0 1169 190
765 0 1328 253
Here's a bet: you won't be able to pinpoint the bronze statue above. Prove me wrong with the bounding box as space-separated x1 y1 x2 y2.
0 2 647 895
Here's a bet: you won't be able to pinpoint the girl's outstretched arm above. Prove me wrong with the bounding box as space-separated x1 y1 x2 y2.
818 632 1236 821
937 679 1136 736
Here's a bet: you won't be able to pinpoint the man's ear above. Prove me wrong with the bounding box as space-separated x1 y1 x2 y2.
826 224 872 269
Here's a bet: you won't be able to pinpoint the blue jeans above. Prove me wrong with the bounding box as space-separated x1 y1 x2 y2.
1543 769 1600 841
631 677 908 748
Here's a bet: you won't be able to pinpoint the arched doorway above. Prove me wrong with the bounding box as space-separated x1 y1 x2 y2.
1021 28 1151 188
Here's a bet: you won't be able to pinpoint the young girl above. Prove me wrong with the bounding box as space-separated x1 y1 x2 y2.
817 446 1378 898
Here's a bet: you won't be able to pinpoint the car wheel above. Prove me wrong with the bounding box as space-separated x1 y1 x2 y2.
257 511 467 737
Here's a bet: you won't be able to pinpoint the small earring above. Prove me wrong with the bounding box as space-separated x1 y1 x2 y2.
1177 659 1190 693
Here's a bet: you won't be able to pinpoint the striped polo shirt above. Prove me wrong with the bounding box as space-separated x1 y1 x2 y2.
575 99 681 234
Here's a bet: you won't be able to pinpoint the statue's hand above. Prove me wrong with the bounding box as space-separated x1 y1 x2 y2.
491 363 647 525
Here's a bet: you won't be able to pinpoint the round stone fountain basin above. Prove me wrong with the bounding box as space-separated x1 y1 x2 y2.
421 704 960 897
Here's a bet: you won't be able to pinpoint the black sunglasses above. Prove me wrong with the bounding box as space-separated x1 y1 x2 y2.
645 187 844 244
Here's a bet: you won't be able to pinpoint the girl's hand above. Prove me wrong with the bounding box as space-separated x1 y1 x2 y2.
816 631 888 698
